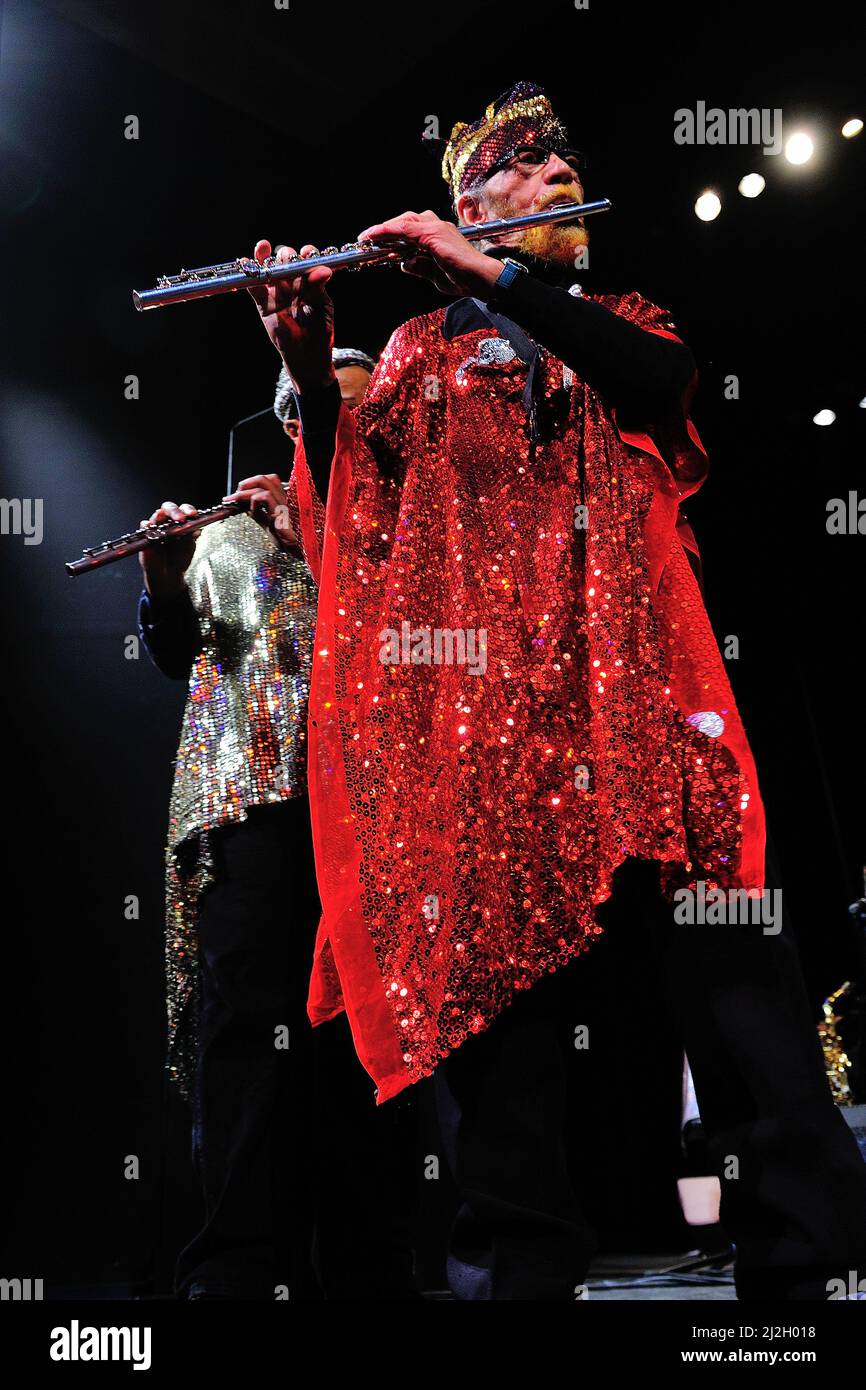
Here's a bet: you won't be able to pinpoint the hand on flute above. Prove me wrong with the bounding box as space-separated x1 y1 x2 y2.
223 474 302 555
245 241 336 394
138 501 201 600
357 210 503 298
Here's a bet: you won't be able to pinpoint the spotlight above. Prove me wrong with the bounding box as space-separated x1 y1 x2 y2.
695 191 721 222
841 118 863 139
813 409 835 426
738 173 765 198
785 132 814 165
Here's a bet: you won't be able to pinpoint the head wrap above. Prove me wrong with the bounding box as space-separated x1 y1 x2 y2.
274 348 377 424
332 347 377 375
441 80 571 204
273 366 299 424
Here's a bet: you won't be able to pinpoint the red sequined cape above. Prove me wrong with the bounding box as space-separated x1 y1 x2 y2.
287 290 766 1103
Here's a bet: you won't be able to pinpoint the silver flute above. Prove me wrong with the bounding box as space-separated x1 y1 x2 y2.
132 198 612 310
65 499 251 576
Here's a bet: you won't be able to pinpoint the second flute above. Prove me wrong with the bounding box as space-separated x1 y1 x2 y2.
65 499 252 577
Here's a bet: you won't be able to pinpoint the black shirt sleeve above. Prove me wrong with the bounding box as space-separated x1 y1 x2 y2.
138 585 202 680
484 270 696 418
296 377 342 504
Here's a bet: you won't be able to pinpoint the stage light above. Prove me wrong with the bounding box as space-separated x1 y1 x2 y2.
785 132 814 164
738 173 765 198
859 397 866 409
841 118 863 138
813 409 835 426
695 191 721 222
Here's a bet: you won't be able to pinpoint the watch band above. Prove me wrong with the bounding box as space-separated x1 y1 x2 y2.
492 256 528 292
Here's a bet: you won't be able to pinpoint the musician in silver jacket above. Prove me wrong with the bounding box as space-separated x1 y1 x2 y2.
137 351 420 1301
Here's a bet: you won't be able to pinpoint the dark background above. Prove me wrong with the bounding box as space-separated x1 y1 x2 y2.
2 0 864 1292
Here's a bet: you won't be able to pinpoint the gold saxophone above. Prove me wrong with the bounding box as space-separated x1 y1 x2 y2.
818 982 855 1105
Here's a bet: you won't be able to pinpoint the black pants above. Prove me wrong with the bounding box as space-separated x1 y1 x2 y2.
434 858 866 1301
173 799 418 1300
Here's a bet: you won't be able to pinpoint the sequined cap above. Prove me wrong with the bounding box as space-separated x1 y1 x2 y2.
164 513 318 1096
441 79 570 203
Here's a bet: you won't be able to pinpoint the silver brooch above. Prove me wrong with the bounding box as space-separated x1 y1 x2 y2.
455 336 517 385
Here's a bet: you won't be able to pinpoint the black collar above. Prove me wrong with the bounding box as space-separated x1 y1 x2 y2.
442 246 576 341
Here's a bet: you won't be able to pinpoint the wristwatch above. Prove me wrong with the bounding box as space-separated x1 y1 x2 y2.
493 256 528 291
